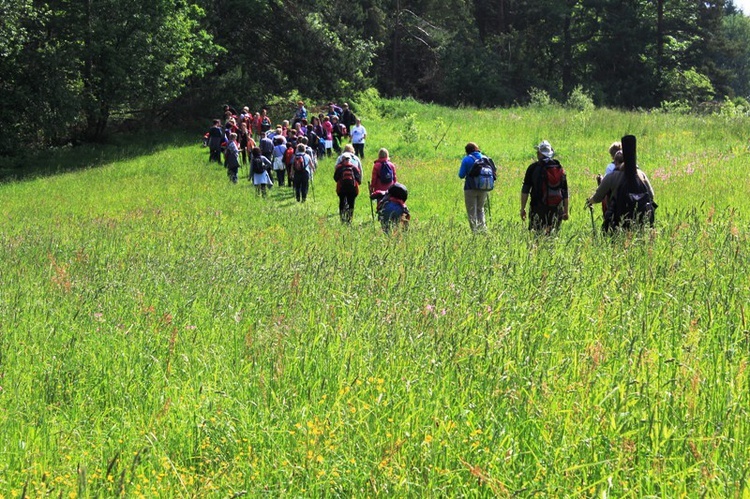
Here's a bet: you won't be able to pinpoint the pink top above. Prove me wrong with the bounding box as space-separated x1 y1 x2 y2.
322 121 333 140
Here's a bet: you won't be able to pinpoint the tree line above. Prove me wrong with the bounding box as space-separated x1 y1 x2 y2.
2 0 749 155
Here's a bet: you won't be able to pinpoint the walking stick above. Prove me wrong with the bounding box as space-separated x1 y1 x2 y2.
589 203 596 236
367 181 375 222
485 194 492 221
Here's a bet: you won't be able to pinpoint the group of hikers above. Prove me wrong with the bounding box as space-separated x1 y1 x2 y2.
206 104 656 235
204 102 410 232
461 135 657 234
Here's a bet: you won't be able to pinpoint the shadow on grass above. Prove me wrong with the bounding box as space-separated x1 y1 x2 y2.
0 130 198 184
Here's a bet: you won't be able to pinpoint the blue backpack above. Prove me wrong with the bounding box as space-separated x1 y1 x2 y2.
469 156 495 191
379 160 394 184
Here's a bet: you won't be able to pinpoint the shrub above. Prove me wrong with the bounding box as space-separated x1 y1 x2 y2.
528 87 558 108
662 67 715 107
565 85 595 112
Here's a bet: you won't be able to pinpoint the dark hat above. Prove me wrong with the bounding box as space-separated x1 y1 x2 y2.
388 183 408 202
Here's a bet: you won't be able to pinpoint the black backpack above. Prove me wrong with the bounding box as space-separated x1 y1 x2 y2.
610 174 656 229
252 156 265 174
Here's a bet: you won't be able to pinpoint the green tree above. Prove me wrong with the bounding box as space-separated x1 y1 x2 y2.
0 0 218 153
719 12 750 99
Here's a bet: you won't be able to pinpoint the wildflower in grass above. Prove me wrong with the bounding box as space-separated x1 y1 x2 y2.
423 435 433 445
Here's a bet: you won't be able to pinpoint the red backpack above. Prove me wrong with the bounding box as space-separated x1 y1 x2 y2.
293 154 306 172
541 160 565 207
283 146 294 166
334 156 360 194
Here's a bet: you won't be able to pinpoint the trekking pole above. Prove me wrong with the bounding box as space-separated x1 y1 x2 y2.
367 181 375 222
588 203 596 236
485 194 492 221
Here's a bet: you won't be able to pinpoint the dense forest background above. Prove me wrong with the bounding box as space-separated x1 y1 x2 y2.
2 0 749 155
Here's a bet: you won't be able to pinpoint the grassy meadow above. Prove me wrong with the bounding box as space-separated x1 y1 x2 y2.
1 99 749 497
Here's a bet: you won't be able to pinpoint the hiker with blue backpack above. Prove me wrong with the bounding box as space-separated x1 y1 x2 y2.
459 142 497 233
377 182 410 234
370 148 397 194
520 140 568 234
585 135 657 231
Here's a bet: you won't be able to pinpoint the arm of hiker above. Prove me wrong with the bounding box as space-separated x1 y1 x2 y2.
587 173 615 205
458 156 473 179
640 172 656 201
520 193 528 221
562 198 569 220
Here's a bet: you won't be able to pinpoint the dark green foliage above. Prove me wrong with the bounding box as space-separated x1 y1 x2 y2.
0 0 747 155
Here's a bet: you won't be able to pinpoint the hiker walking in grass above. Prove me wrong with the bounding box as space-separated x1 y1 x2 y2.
378 182 410 234
370 148 397 195
340 103 357 139
331 115 345 154
459 142 497 233
333 152 362 224
350 118 367 158
207 119 224 163
322 116 334 157
239 122 255 165
586 135 657 231
520 140 568 234
299 136 317 178
260 131 274 163
250 147 273 197
292 144 313 203
292 101 307 127
603 141 622 178
594 141 623 218
272 136 288 186
225 133 241 184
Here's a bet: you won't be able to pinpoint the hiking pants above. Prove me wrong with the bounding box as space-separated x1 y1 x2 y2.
275 169 285 187
529 206 563 234
286 164 293 186
338 192 357 223
227 167 238 184
209 147 222 163
294 172 309 202
464 189 489 232
332 135 341 154
353 143 365 159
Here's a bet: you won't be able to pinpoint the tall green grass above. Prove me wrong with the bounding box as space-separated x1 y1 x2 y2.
0 101 748 496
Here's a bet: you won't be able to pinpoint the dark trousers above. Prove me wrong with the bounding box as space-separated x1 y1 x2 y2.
332 135 341 154
285 164 293 186
227 167 238 184
529 206 563 233
209 147 222 163
338 191 357 223
353 143 365 158
275 169 285 186
293 172 309 202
